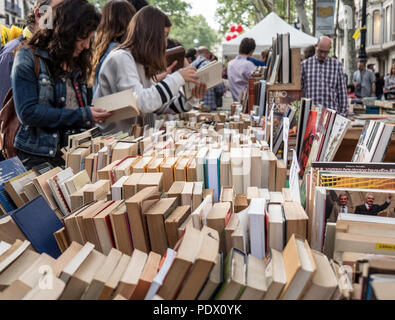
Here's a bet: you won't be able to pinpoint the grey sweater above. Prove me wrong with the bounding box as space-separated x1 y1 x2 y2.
94 48 197 135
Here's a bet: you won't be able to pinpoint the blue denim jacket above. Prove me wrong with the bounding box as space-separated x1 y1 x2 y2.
11 47 93 157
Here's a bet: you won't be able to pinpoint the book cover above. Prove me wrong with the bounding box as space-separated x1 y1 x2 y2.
298 110 317 177
322 114 351 162
10 195 63 258
0 157 26 213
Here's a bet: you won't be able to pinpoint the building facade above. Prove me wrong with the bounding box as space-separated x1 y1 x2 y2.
0 0 33 27
335 0 395 79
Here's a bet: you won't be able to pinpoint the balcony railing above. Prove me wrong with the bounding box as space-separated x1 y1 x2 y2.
5 1 22 16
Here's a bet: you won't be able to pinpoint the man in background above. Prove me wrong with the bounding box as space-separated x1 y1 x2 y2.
185 48 197 64
301 36 348 116
355 193 392 216
227 37 257 101
191 46 225 111
353 59 376 98
327 193 354 222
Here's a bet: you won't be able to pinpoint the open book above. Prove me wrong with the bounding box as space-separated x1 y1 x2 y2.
92 89 140 123
184 61 223 99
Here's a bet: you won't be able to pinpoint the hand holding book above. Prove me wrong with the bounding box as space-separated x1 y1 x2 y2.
191 82 207 100
90 107 114 124
179 66 200 85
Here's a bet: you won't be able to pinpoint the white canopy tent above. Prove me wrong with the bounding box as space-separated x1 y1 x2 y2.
222 12 318 56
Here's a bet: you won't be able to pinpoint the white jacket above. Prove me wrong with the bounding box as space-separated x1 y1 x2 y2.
94 48 197 135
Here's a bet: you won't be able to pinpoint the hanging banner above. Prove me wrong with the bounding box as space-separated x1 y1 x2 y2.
315 0 336 37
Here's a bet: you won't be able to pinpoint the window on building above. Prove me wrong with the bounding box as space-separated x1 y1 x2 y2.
5 14 9 26
367 13 372 46
373 10 381 45
387 6 392 43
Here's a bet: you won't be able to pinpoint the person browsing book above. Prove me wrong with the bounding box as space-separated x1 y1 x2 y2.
191 46 225 111
90 0 136 94
354 193 392 216
301 36 348 116
353 59 376 98
227 38 257 101
11 0 113 169
95 6 207 135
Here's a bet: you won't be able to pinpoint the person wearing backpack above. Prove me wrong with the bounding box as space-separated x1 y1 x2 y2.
0 0 63 108
10 0 112 169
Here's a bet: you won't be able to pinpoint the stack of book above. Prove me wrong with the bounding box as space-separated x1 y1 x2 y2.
0 230 345 300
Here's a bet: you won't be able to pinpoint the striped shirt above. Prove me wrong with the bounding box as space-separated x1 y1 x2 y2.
301 55 348 116
95 48 197 135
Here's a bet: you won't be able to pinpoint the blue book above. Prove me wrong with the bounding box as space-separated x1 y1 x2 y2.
0 157 26 213
10 195 63 258
205 149 222 202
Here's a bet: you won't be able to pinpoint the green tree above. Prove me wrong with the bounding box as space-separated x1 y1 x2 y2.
150 0 191 27
170 15 220 51
216 0 310 36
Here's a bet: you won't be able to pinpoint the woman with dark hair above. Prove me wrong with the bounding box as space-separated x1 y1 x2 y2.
11 0 112 169
90 0 136 92
95 6 206 135
127 0 148 11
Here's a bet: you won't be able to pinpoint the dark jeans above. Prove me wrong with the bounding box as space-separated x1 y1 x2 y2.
17 149 65 170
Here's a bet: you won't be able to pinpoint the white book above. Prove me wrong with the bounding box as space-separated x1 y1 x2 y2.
111 176 129 201
259 189 271 202
114 157 136 181
196 147 209 184
267 204 285 252
205 149 222 202
92 89 140 123
144 248 177 300
181 182 194 207
372 124 395 162
230 148 243 195
281 238 316 300
242 148 251 194
184 61 223 99
248 198 267 259
0 240 30 273
0 241 11 256
269 192 284 204
231 207 250 254
263 248 287 300
261 151 270 189
60 242 95 284
220 152 231 187
191 195 213 230
56 167 75 209
322 114 351 162
192 181 203 212
98 146 108 170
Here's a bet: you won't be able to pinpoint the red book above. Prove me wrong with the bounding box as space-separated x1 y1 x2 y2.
298 110 317 176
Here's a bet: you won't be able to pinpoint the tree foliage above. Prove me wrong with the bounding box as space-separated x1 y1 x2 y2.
170 15 220 51
215 0 311 36
150 0 191 27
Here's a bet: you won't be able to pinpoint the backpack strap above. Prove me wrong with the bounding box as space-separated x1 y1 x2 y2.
32 47 40 79
34 54 40 78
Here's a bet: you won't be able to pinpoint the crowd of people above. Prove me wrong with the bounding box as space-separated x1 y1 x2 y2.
0 0 209 169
